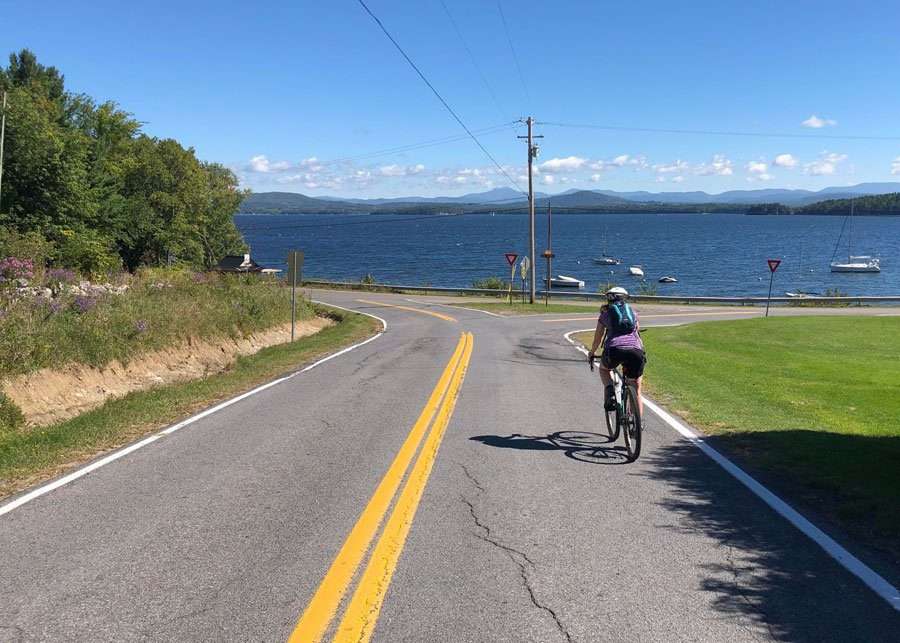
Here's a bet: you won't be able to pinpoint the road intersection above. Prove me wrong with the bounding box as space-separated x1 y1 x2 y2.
1 290 897 641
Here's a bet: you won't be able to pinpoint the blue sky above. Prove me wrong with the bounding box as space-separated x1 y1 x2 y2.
4 0 900 197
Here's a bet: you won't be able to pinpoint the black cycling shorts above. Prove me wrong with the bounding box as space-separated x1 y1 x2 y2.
601 347 646 379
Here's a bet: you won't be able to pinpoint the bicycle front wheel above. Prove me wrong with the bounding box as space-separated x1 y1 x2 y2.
622 385 642 461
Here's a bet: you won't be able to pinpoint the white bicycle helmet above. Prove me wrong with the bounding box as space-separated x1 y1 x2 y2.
605 286 629 301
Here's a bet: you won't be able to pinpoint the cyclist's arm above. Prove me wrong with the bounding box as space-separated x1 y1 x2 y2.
588 318 605 357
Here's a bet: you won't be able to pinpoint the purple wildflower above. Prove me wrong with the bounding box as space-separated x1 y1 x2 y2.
73 296 97 313
135 319 149 333
46 268 77 285
49 300 63 314
0 257 34 283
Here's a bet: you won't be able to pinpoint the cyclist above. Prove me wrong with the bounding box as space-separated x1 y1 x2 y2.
587 287 645 416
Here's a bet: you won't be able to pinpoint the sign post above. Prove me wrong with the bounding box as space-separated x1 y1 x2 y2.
287 250 304 340
520 256 530 304
765 258 781 317
505 252 518 304
542 249 555 306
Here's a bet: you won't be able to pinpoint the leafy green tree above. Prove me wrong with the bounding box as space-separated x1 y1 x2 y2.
0 49 246 272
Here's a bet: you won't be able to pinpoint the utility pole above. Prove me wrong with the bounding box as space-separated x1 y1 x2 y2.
518 116 542 303
0 91 7 212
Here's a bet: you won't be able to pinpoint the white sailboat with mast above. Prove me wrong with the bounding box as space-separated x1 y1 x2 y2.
829 200 880 273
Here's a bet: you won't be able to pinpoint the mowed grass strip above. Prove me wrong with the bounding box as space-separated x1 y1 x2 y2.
576 316 900 549
452 301 599 315
0 308 380 499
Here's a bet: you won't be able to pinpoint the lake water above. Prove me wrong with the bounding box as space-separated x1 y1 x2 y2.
235 212 900 297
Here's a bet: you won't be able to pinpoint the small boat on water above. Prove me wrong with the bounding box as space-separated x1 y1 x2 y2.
830 255 880 273
658 276 677 283
628 265 644 277
547 275 585 289
829 201 881 273
785 290 821 298
592 256 621 265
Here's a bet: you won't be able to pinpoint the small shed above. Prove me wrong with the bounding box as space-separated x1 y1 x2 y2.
215 253 263 273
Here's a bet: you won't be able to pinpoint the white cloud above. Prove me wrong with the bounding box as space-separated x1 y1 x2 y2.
541 174 556 185
773 153 798 168
671 176 685 183
378 163 425 177
248 155 291 173
802 114 837 128
590 174 604 182
653 159 690 174
696 154 734 176
804 151 848 176
891 157 900 175
590 154 648 172
746 160 768 174
539 156 586 172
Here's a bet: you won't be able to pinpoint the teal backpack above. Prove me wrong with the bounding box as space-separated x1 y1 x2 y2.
608 300 636 334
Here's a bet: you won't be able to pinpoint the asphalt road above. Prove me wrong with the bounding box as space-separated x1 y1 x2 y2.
1 291 897 642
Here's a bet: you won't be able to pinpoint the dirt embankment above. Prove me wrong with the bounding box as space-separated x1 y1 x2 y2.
4 317 333 427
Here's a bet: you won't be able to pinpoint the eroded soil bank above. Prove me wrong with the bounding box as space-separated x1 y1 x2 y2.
4 317 333 427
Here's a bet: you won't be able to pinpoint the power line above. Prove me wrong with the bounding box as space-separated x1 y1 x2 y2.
538 121 900 142
496 1 532 110
356 0 526 196
439 0 509 122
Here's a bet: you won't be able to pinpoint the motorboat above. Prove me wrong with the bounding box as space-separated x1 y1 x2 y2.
830 256 880 273
785 290 821 298
592 256 621 265
628 265 644 277
658 276 677 283
547 275 585 289
829 201 880 273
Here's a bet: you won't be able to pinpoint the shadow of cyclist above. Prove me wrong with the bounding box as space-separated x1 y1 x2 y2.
469 431 631 465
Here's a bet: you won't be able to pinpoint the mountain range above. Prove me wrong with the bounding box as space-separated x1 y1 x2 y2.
238 182 900 214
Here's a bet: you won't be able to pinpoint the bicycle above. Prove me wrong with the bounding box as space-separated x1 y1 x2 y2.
590 355 642 462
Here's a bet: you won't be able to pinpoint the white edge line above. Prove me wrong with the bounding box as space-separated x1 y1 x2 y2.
0 302 387 519
562 328 900 612
405 298 504 318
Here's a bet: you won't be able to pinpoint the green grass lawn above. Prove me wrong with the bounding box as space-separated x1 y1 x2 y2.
576 316 900 552
0 307 380 499
452 301 600 315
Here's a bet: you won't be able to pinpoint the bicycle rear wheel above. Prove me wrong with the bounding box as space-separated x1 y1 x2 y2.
622 385 642 461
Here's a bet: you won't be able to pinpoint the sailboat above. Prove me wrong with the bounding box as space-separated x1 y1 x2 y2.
829 201 880 273
592 227 621 265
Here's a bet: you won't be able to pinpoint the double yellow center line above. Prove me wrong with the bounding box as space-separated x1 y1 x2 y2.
356 299 457 323
289 332 474 642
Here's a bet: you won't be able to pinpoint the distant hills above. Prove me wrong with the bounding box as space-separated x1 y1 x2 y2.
748 192 900 216
238 182 900 215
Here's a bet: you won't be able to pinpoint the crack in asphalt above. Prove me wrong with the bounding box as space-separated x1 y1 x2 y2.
458 464 573 642
0 624 27 643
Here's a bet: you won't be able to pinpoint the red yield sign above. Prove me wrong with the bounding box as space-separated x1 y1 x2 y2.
505 252 519 266
767 259 782 272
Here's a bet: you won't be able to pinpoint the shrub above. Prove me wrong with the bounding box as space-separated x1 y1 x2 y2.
0 230 53 277
0 392 24 433
361 273 376 285
472 276 509 290
49 227 121 279
0 257 34 284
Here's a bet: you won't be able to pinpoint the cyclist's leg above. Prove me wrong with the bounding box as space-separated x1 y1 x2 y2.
633 376 644 417
620 350 646 417
598 350 617 409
